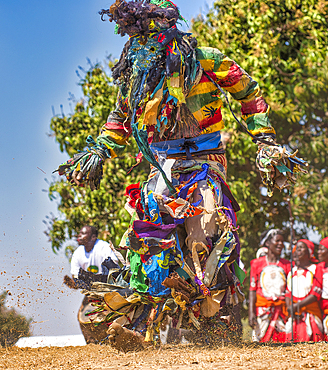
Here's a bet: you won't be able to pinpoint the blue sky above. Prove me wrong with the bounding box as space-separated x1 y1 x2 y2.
0 0 215 337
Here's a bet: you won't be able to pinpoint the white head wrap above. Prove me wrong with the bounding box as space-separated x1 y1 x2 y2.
259 229 281 247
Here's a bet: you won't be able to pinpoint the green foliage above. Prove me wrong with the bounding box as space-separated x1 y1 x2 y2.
46 62 149 254
0 292 32 347
191 0 328 266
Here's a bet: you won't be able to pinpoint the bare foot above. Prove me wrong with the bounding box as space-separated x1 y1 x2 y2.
106 323 148 352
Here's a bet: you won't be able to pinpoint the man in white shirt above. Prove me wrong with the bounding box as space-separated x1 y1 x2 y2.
68 225 124 343
70 225 122 278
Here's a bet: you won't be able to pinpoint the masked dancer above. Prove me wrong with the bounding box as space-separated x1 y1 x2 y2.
55 0 307 348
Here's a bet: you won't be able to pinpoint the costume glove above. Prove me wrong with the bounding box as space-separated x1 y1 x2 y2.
53 135 111 190
256 141 308 197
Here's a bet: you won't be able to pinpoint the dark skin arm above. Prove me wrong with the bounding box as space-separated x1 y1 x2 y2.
285 296 291 308
287 294 317 315
248 290 257 328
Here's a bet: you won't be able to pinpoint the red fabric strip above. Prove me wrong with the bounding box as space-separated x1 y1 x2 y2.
241 98 268 115
218 63 243 88
104 121 132 133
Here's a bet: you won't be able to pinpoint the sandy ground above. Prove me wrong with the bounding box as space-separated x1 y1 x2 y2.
1 342 328 369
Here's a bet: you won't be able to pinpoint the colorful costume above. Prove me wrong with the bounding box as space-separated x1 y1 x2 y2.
250 256 290 342
286 264 324 342
55 0 306 344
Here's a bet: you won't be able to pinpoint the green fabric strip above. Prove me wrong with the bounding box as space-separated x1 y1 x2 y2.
233 261 246 287
128 251 148 293
246 113 271 131
196 47 225 69
97 135 126 156
276 164 292 173
186 92 221 113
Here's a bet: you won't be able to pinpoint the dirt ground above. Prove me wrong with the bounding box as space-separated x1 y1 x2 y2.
1 342 328 369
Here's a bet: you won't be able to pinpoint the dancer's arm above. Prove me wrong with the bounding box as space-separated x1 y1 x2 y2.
54 90 131 189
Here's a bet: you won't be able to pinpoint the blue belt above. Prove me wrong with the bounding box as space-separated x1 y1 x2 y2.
150 131 222 159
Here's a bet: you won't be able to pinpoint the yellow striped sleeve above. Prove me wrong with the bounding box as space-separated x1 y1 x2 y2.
188 81 218 98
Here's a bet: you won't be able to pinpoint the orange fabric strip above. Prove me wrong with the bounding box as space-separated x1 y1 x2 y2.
293 300 322 320
256 294 288 316
256 294 285 307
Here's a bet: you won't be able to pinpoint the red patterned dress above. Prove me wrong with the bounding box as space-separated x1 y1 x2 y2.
286 264 324 342
250 256 290 342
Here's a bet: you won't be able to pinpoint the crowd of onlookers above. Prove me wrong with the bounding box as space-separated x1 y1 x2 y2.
249 229 328 342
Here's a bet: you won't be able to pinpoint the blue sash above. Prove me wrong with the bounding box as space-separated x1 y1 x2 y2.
150 131 221 156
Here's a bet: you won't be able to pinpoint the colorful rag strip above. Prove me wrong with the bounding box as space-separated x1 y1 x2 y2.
164 198 203 219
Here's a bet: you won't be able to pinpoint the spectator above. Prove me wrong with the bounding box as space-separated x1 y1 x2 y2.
71 225 123 278
317 237 328 340
66 225 124 343
286 239 323 342
249 229 290 342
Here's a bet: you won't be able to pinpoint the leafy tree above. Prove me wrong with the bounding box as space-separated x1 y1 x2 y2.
0 292 32 347
191 0 328 265
46 61 149 257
